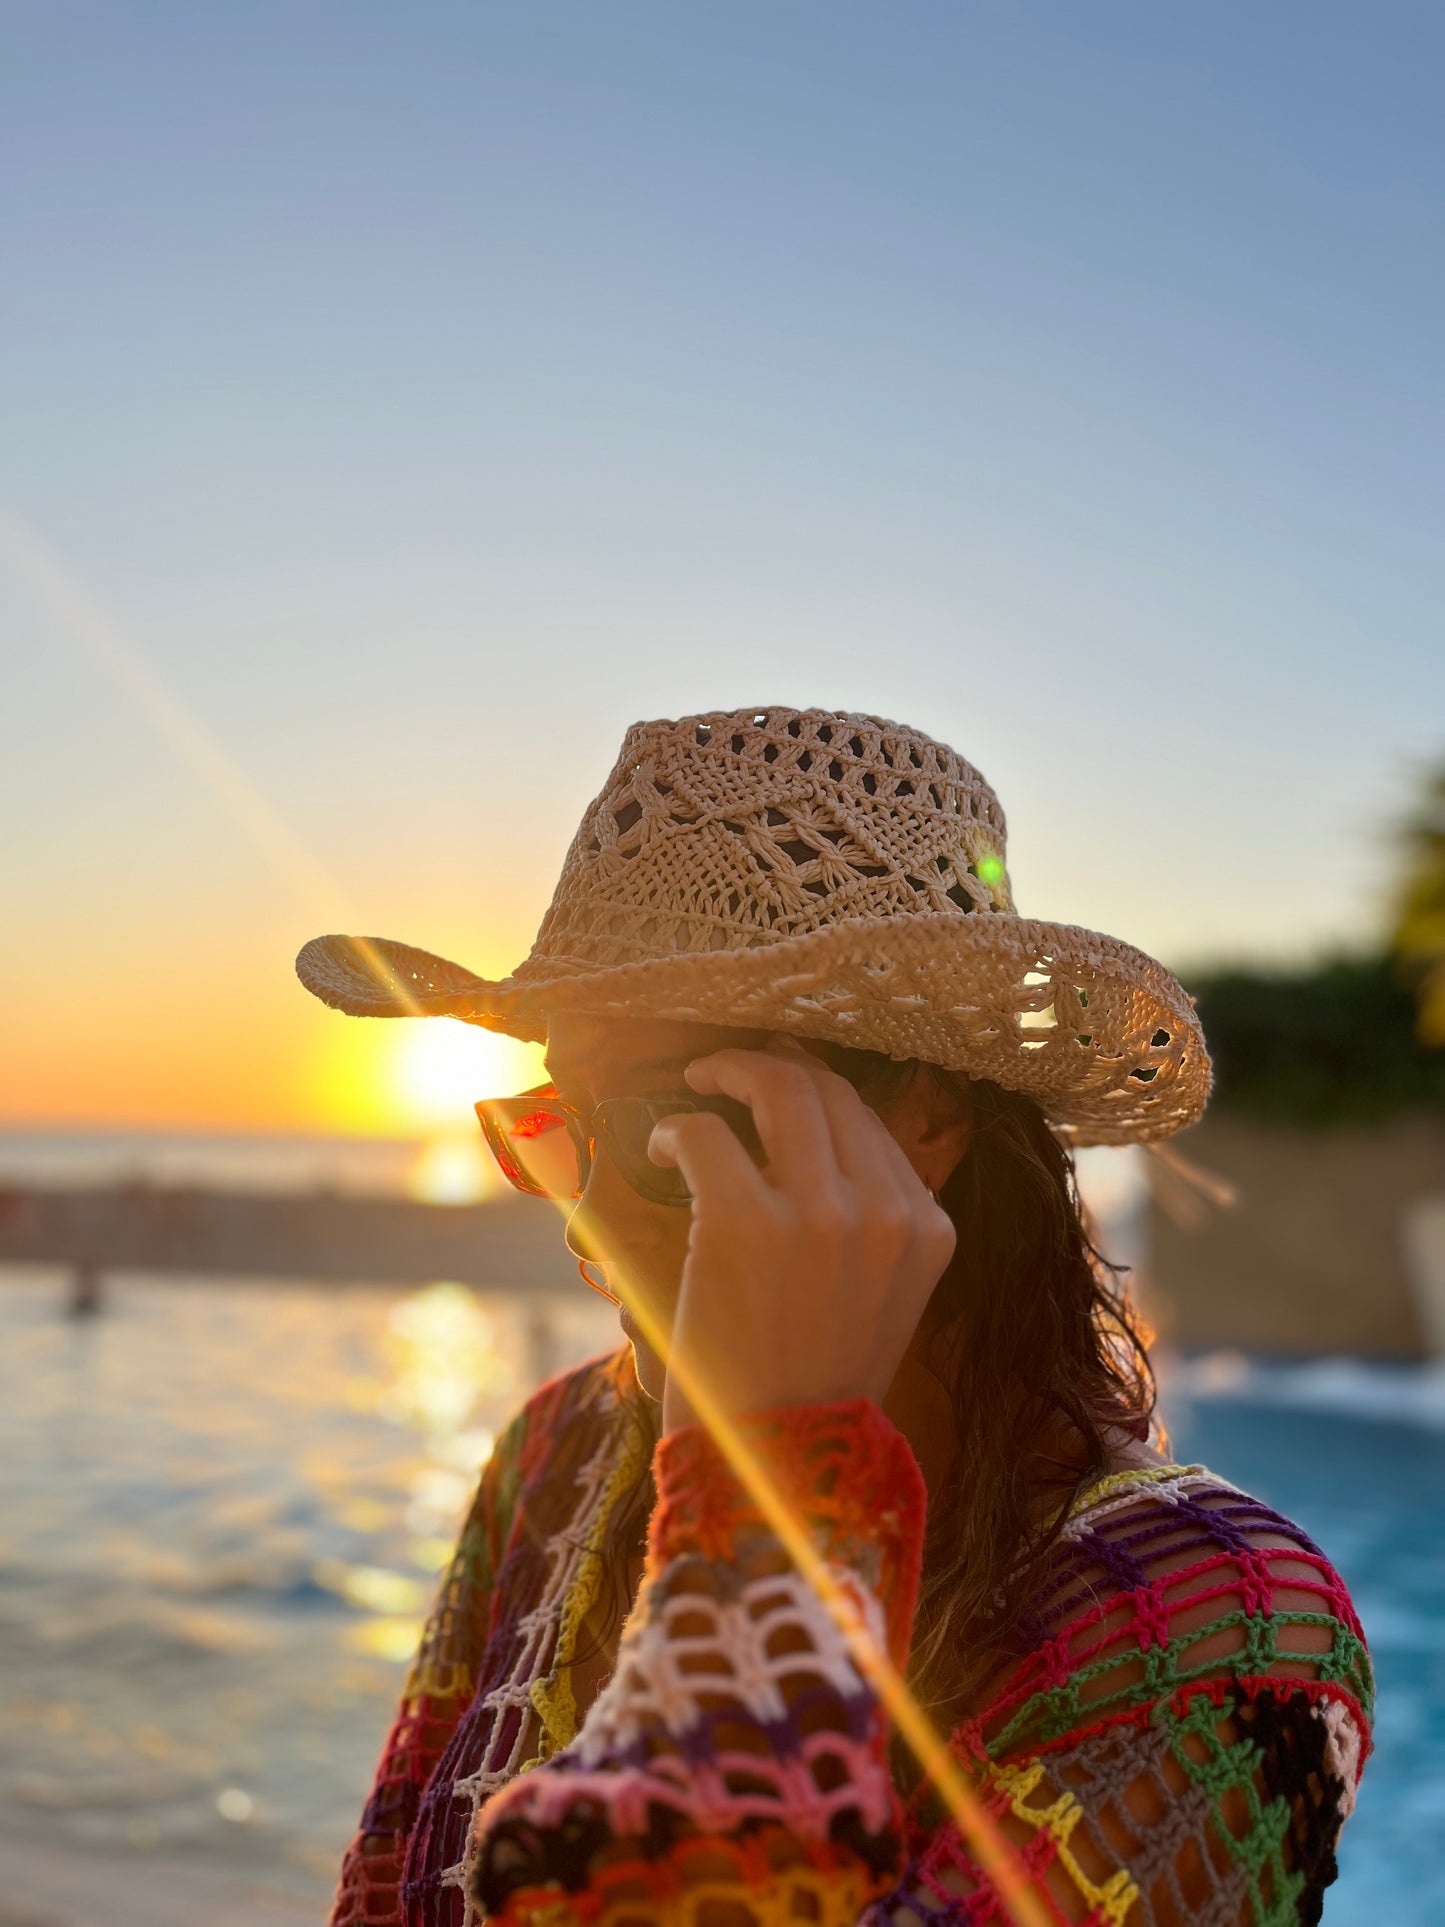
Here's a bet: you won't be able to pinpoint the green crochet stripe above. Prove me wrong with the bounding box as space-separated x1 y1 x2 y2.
402 1403 532 1702
990 1609 1374 1758
454 1405 528 1582
1158 1691 1306 1927
489 1404 529 1554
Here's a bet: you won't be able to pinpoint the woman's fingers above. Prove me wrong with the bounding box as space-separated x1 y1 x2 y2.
776 1050 955 1285
647 1107 769 1210
762 1040 927 1197
681 1049 844 1203
650 1046 960 1427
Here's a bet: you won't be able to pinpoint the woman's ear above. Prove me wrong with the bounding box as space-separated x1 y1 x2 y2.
886 1070 974 1194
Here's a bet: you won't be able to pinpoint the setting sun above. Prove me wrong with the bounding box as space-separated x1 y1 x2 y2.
308 1014 548 1138
394 1020 543 1125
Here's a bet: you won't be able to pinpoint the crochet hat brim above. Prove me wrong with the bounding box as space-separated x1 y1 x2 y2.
296 916 1208 1148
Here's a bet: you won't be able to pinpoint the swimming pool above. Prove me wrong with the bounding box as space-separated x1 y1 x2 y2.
1166 1356 1445 1923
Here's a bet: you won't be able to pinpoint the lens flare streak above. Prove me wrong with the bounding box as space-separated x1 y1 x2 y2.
0 506 422 1019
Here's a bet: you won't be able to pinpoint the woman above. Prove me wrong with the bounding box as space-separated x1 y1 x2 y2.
299 707 1371 1927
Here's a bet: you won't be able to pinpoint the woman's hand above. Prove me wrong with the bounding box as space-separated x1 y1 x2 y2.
646 1043 957 1434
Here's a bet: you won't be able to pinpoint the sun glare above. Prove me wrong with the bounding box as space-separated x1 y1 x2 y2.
308 1010 547 1138
396 1017 543 1125
393 1023 550 1201
396 1019 544 1124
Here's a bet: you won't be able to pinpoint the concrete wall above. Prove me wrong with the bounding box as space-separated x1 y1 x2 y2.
1146 1112 1445 1358
0 1183 575 1295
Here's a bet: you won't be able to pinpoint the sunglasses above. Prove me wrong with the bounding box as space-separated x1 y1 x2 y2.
474 1083 764 1208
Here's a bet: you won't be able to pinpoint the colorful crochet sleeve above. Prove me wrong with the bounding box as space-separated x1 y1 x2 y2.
884 1466 1374 1926
469 1398 926 1926
467 1421 1372 1927
328 1403 530 1927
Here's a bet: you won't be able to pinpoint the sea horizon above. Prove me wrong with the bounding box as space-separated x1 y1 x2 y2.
0 1124 486 1201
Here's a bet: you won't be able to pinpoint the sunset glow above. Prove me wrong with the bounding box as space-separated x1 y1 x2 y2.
393 1019 543 1125
305 1015 548 1140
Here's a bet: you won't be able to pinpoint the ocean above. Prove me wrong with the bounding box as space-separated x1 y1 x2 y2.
1 1133 1440 1918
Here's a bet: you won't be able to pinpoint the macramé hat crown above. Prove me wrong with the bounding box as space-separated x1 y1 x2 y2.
297 705 1211 1145
518 708 1014 980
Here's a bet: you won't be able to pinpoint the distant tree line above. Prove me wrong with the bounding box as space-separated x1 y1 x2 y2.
1186 956 1445 1126
1186 760 1445 1127
1394 762 1445 1046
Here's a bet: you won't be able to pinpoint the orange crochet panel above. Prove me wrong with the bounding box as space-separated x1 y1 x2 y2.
468 1430 1371 1927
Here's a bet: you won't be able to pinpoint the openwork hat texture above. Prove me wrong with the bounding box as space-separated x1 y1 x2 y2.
297 707 1210 1144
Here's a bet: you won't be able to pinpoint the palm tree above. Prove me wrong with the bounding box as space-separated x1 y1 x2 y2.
1394 762 1445 1045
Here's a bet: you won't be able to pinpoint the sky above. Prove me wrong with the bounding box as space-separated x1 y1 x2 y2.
3 2 1442 1136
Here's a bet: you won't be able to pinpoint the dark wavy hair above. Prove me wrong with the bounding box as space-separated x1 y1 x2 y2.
576 1040 1157 1780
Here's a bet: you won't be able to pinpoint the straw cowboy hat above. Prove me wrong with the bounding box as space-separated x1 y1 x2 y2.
297 706 1209 1145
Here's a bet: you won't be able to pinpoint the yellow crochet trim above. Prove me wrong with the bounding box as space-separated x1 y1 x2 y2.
1071 1460 1212 1516
1040 1461 1202 1541
987 1757 1140 1926
528 1414 653 1758
403 1656 474 1704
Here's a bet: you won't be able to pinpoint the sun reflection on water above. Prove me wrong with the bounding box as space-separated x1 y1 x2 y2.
381 1283 514 1436
316 1283 518 1663
406 1135 498 1204
0 1265 618 1894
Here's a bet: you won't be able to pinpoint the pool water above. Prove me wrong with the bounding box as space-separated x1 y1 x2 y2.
0 1273 618 1902
0 1275 1439 1918
1167 1359 1445 1923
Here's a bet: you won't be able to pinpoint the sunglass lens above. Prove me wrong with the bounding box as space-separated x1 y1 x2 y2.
476 1095 583 1200
595 1098 694 1206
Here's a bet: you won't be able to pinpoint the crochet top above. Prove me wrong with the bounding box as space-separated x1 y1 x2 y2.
329 1350 1372 1927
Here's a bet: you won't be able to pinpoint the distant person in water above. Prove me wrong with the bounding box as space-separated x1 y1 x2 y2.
298 707 1371 1927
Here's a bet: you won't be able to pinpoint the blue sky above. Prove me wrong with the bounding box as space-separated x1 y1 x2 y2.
3 3 1442 1124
